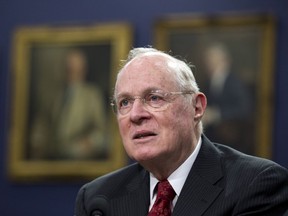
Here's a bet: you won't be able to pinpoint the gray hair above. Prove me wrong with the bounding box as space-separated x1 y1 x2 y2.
116 47 203 134
119 47 199 92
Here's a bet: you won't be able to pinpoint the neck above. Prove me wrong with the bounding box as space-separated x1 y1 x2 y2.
143 147 195 180
148 135 201 180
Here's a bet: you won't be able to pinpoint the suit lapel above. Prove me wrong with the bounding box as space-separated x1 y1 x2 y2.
110 166 150 216
110 136 223 216
173 135 224 216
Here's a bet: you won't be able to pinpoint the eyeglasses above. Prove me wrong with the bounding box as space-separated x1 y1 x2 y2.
111 89 195 115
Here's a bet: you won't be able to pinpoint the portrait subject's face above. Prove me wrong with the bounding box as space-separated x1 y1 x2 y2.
114 55 200 167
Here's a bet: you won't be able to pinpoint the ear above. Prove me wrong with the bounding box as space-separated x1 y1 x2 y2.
193 92 207 122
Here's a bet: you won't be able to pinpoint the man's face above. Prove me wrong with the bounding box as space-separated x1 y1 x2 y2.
115 55 203 166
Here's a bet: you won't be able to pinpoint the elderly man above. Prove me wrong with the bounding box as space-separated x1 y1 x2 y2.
75 47 288 216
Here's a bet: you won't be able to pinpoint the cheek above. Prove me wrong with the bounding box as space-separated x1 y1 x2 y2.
157 111 178 139
117 118 130 138
168 108 193 134
117 119 133 152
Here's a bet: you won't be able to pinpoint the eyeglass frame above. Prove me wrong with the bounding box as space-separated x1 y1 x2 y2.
110 89 195 116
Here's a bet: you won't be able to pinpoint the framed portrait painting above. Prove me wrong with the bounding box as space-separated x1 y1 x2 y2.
9 23 132 181
154 13 275 158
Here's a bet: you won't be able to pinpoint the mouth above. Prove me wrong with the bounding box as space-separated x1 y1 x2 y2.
133 131 157 140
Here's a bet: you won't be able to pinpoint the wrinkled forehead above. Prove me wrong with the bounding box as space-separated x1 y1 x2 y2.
115 54 179 95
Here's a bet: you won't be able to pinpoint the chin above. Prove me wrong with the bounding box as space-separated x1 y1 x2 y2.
134 151 160 164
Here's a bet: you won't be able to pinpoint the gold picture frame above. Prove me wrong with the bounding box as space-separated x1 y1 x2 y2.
8 23 132 181
154 13 275 159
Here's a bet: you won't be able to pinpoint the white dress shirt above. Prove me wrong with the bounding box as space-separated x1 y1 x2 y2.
149 137 202 210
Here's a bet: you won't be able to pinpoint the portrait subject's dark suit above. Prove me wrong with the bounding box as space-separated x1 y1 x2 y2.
75 135 288 216
204 72 253 153
205 72 251 121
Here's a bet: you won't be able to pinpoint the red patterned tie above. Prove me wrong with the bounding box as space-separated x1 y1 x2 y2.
148 180 176 216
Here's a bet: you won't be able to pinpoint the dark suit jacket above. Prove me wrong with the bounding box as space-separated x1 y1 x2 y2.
75 135 288 216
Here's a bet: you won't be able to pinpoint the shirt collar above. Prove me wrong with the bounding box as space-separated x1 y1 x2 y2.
149 137 202 200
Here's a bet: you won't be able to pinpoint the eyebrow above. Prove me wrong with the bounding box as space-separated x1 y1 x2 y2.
115 87 164 99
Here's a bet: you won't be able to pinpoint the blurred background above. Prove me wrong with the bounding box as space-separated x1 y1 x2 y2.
1 0 288 215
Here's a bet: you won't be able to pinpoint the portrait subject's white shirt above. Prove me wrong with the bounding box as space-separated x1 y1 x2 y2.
149 137 202 210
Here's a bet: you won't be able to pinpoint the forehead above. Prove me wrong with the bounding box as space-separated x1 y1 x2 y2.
115 55 178 95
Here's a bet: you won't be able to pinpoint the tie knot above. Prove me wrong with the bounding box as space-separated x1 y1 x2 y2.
157 180 176 201
148 180 175 216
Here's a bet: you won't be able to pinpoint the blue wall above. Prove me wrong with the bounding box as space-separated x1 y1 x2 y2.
1 1 287 215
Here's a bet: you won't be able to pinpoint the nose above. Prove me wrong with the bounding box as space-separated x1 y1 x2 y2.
129 98 151 123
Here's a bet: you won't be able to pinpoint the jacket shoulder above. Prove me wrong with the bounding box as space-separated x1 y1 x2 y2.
82 163 145 197
200 135 288 183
